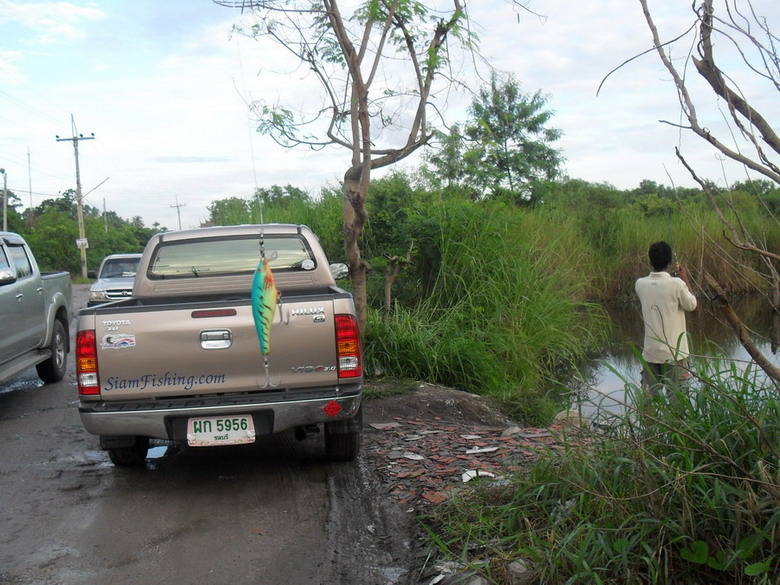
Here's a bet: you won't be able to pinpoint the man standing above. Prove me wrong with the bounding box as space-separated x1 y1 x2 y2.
635 241 698 393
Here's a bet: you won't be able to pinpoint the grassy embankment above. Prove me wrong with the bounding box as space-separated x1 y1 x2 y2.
423 364 779 585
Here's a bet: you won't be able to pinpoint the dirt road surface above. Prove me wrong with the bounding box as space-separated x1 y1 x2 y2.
0 285 536 585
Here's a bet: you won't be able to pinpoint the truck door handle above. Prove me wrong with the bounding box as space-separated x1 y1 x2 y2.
200 329 233 350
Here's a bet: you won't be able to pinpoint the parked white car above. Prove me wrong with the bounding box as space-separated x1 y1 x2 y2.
88 253 142 306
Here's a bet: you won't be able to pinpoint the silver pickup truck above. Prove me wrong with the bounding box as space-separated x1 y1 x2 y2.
75 224 363 466
0 232 72 385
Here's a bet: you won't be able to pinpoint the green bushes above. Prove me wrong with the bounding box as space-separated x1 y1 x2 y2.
363 198 604 425
424 367 780 584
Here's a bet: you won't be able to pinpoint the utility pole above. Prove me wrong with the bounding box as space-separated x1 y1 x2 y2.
27 147 34 228
171 195 186 230
56 115 94 280
1 168 7 232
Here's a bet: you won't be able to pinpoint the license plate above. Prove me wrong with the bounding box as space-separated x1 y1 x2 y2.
187 415 256 447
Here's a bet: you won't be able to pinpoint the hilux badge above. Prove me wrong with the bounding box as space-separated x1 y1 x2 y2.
291 307 325 316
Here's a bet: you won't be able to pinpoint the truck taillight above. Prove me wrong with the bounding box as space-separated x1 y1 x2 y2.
335 314 362 379
76 330 100 395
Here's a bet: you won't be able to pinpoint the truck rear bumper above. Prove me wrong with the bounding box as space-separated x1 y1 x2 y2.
78 387 362 441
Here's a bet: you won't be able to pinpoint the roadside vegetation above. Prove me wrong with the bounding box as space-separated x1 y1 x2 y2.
4 189 160 275
423 363 779 584
206 173 779 426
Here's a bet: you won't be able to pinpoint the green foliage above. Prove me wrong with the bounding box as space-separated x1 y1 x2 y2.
234 0 471 157
257 105 303 147
730 180 780 215
207 196 253 225
424 72 563 204
203 185 344 260
538 178 777 300
13 192 160 273
424 367 780 584
363 197 604 424
22 211 80 273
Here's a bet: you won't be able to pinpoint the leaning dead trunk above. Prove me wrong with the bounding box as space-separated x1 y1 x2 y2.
704 272 780 383
772 277 779 353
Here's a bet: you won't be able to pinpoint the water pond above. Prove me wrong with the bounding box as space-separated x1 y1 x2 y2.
576 294 780 423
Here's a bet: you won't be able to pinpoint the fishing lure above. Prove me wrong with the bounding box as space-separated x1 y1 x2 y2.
251 257 278 355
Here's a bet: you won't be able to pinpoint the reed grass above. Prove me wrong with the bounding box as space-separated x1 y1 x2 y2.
599 203 772 299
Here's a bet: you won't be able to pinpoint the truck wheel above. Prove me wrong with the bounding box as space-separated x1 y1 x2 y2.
107 437 149 467
324 407 362 462
36 319 68 383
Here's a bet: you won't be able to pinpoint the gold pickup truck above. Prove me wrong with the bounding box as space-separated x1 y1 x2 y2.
75 224 362 466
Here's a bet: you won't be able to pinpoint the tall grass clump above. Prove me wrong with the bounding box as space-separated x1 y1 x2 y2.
364 199 605 424
599 203 768 299
423 365 779 584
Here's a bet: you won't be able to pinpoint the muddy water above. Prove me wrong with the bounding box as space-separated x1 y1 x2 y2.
576 294 780 423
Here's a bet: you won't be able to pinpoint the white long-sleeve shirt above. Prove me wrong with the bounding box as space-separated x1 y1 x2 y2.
635 271 698 363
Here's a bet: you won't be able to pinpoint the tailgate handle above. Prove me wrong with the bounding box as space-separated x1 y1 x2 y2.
200 329 233 350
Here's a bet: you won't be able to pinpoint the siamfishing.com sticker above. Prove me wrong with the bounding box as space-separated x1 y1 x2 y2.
101 334 136 349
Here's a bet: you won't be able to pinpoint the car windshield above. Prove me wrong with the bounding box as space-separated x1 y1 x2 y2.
147 235 315 279
100 258 140 279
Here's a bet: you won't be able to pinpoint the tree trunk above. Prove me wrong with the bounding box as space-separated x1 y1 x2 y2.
343 172 370 333
772 277 779 353
704 272 780 383
382 241 414 321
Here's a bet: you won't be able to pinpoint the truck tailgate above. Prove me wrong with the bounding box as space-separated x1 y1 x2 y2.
94 296 339 400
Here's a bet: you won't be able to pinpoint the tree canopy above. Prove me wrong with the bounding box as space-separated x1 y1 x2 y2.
424 73 562 204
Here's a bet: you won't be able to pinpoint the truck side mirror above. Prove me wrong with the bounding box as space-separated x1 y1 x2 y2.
88 270 97 279
329 263 349 280
0 267 17 285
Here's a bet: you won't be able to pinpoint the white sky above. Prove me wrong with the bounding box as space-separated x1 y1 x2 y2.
0 0 776 231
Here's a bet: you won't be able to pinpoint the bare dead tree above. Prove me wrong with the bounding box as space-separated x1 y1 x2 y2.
382 239 415 322
638 0 779 382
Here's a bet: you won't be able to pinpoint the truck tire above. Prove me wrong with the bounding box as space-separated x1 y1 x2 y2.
324 407 362 462
36 319 68 383
107 437 149 467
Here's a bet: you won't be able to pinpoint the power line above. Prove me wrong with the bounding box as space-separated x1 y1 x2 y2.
0 89 62 126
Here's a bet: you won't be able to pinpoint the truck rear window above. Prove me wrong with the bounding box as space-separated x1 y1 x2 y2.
147 235 315 279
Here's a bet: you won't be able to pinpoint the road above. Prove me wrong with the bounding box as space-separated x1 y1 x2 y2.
0 285 416 585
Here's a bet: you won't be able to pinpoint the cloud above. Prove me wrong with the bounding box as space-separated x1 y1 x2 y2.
149 156 239 164
0 0 105 45
0 50 24 84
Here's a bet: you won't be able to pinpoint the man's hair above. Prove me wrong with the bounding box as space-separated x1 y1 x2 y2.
648 241 672 271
